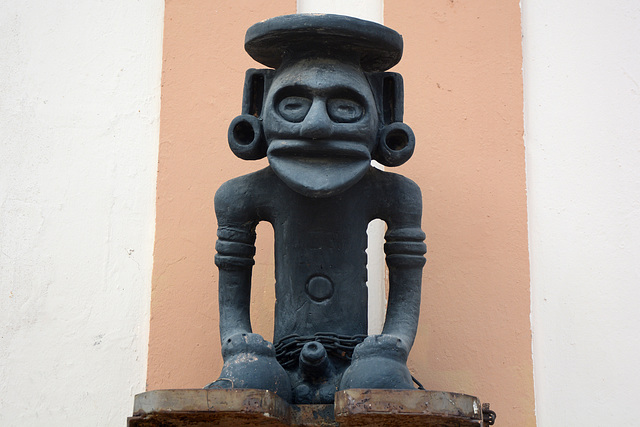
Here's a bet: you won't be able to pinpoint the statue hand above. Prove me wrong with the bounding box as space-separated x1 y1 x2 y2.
352 334 410 358
339 334 414 390
220 332 276 359
206 332 292 402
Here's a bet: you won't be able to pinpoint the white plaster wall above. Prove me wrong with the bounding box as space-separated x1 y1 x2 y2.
0 1 164 425
523 1 640 424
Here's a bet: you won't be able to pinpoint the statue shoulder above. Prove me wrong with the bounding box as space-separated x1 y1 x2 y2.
369 168 422 202
215 167 277 221
366 169 423 226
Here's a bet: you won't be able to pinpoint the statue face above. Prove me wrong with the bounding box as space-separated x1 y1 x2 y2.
263 59 379 197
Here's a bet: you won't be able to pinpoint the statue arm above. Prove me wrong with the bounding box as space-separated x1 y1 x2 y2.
381 178 426 350
339 176 425 391
209 174 290 397
214 180 259 344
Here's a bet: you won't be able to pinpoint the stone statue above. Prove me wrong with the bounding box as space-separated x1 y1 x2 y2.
207 14 426 405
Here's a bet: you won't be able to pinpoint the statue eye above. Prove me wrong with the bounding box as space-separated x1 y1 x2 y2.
278 96 312 122
327 98 363 123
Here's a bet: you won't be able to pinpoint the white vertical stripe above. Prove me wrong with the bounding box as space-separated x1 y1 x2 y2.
523 0 640 424
297 0 383 23
296 0 387 334
0 1 164 424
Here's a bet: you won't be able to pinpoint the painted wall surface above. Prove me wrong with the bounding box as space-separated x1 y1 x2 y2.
386 1 535 425
147 0 295 389
0 1 164 425
523 1 640 425
151 2 534 425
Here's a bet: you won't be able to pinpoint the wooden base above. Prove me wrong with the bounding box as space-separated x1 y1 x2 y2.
128 388 485 426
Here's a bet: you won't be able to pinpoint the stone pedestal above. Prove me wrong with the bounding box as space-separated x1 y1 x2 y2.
128 389 486 426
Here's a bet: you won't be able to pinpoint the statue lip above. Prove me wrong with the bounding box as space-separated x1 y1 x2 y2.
267 139 372 162
267 139 372 197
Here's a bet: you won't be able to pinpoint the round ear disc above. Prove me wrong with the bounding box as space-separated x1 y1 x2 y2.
375 122 415 167
227 114 267 160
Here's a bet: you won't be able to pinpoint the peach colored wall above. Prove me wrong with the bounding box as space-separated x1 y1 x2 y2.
386 1 535 425
147 0 294 389
149 1 534 425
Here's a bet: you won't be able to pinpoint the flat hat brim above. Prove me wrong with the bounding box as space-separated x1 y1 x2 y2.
245 14 403 72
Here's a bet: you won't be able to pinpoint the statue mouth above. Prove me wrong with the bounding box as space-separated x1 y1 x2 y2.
267 139 371 161
267 139 372 197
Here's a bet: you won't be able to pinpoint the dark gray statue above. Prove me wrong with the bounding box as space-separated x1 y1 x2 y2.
207 14 426 405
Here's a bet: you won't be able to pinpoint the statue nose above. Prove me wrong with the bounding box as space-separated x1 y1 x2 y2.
299 100 333 139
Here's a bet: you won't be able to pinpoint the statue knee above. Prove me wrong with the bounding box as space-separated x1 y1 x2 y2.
206 332 292 402
339 335 414 391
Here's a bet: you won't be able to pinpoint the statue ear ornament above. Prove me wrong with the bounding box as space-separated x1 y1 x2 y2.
365 71 415 166
375 121 415 167
227 114 267 160
227 68 273 160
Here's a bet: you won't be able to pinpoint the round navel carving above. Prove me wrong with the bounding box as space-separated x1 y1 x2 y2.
305 275 334 302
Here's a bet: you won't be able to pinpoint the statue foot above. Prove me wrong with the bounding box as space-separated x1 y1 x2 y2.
339 334 414 390
206 332 292 402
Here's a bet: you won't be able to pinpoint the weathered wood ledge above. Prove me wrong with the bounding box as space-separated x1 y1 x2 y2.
128 388 486 426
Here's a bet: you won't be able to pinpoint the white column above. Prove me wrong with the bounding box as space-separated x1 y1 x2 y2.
0 1 164 425
297 0 383 23
523 1 640 424
297 0 387 334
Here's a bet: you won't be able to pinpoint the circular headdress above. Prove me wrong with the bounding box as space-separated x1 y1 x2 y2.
245 14 403 72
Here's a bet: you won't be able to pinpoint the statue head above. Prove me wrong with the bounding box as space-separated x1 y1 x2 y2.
227 14 415 197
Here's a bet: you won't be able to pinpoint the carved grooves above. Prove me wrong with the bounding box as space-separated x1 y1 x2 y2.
241 69 274 117
215 227 257 270
384 227 427 268
383 76 396 124
249 73 265 117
